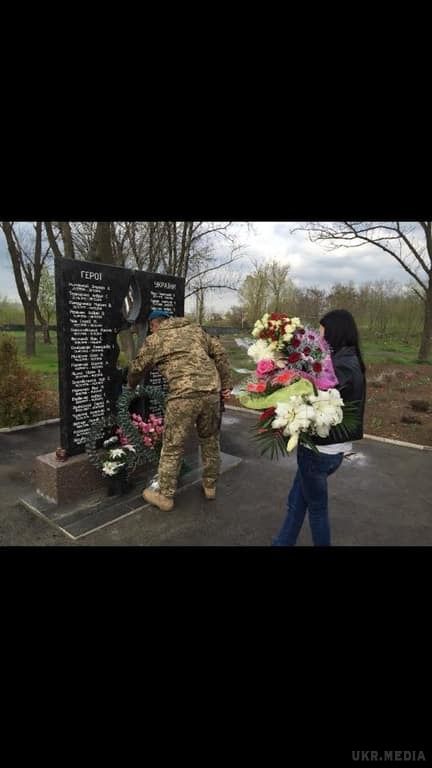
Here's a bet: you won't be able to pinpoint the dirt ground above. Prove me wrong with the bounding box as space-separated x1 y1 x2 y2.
227 362 432 448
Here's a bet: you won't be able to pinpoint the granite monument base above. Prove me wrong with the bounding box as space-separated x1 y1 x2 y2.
34 451 107 505
21 450 242 540
34 432 200 506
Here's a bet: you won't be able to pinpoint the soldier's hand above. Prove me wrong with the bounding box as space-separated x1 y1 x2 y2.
221 388 232 400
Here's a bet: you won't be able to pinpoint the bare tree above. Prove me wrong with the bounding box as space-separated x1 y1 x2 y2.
88 222 115 264
237 258 295 322
39 221 249 357
266 259 295 312
149 221 249 315
37 266 56 344
45 220 248 285
44 222 76 260
69 222 97 258
1 222 52 356
195 281 206 325
238 262 272 324
293 222 432 360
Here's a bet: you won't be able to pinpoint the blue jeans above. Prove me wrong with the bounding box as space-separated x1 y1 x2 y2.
272 445 344 546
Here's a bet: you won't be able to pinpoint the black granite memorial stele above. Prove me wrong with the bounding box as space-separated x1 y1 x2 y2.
54 256 185 458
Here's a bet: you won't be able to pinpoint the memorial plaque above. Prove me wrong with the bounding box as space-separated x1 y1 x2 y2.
134 272 185 415
55 257 185 456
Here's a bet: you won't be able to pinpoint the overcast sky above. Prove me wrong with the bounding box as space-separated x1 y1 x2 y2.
0 222 411 313
186 221 412 314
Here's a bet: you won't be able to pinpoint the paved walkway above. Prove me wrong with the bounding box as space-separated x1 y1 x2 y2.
0 409 431 545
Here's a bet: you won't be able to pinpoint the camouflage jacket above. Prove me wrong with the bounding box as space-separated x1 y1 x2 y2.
128 318 233 400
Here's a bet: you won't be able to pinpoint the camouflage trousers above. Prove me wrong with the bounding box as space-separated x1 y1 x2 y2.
158 393 221 498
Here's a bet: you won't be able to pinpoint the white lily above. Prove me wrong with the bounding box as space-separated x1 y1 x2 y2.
102 462 120 476
109 448 126 459
287 433 299 452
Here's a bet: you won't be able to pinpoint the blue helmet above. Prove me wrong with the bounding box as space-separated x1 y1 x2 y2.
148 309 172 321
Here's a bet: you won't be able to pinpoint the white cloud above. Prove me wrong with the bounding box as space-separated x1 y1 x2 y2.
1 222 414 313
0 238 21 301
187 221 412 313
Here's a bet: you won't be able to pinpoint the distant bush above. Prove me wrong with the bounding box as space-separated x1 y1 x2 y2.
0 333 46 427
0 297 25 326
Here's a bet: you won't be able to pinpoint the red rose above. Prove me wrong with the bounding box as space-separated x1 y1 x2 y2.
260 407 276 421
291 337 301 348
303 346 311 355
288 352 301 363
313 362 322 373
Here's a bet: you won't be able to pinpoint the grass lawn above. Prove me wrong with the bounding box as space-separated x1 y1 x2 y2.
11 331 59 391
361 335 430 365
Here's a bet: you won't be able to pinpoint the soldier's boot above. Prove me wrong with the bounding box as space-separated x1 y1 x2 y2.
202 483 216 500
143 488 174 511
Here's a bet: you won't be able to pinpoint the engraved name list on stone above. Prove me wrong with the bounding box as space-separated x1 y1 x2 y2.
68 280 112 446
55 258 185 455
147 279 178 409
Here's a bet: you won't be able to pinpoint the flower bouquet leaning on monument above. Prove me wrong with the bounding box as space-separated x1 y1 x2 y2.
239 312 359 458
85 383 166 495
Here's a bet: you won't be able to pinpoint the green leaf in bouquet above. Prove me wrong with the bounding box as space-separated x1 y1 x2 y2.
239 378 315 410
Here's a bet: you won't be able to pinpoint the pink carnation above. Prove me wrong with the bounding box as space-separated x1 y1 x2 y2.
247 382 267 393
273 370 297 385
256 358 276 376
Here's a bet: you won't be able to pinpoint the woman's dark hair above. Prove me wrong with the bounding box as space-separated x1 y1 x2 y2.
319 309 366 373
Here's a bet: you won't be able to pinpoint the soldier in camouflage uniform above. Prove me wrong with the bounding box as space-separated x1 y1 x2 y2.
128 310 233 511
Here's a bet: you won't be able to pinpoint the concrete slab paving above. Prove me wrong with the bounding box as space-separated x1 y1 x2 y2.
0 409 431 546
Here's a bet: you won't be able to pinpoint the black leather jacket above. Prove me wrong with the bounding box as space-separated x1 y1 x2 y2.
313 346 366 445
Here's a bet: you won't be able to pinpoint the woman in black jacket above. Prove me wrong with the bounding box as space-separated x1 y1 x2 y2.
273 309 366 547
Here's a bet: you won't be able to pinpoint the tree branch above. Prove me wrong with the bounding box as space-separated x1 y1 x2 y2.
394 222 430 275
185 285 238 299
292 221 429 291
44 222 64 260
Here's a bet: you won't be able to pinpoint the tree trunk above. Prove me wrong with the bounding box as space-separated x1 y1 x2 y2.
24 305 36 357
35 304 51 344
196 289 205 324
60 222 75 260
42 324 51 344
92 222 115 264
417 285 432 361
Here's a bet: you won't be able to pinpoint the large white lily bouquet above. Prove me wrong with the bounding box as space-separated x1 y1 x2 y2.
241 312 359 457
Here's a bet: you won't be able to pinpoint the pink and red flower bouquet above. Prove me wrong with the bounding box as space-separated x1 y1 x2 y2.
239 312 358 457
